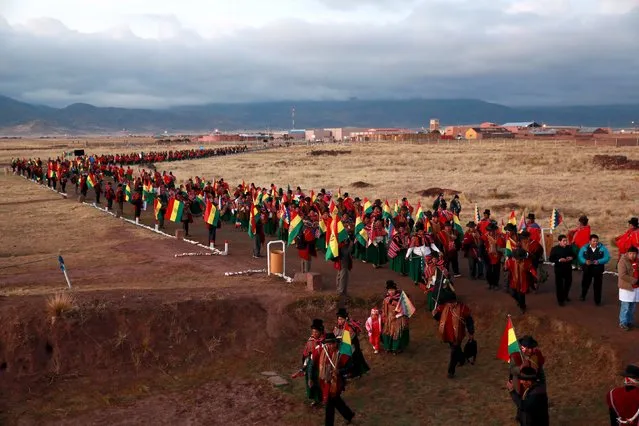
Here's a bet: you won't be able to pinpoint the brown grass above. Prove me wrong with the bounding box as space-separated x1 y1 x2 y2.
46 291 76 318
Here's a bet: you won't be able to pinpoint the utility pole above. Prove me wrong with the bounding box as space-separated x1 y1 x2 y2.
292 107 295 129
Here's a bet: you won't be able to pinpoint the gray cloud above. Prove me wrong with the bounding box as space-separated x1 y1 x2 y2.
0 3 638 108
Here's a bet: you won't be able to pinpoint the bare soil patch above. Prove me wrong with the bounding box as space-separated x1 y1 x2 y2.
308 150 352 156
351 181 373 188
416 187 461 197
592 154 639 170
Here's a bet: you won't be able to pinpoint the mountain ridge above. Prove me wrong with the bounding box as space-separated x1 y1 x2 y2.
0 95 636 134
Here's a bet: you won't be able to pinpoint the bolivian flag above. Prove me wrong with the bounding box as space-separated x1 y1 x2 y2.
505 238 515 257
125 184 132 202
143 182 155 202
287 211 303 245
497 316 521 363
87 173 97 189
339 327 353 357
248 203 259 238
392 200 400 217
153 199 162 221
325 213 340 261
508 210 517 226
165 198 184 222
362 198 373 215
453 214 464 243
382 200 392 220
414 202 424 222
355 216 368 246
204 200 220 226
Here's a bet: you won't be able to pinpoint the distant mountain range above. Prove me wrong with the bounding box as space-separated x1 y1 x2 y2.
0 94 636 135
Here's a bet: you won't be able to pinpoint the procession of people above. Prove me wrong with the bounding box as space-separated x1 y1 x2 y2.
11 148 639 425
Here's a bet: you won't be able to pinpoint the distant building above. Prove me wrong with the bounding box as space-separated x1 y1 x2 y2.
576 127 609 136
465 127 515 140
502 121 541 134
305 128 332 141
444 125 479 138
480 122 498 128
429 119 440 132
287 129 306 140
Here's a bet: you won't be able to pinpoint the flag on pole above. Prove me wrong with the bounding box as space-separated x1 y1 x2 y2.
86 173 97 189
550 208 563 230
165 198 184 222
362 198 373 215
414 202 424 222
382 200 392 220
339 327 353 357
453 214 464 243
496 316 521 363
508 210 517 226
394 291 416 318
204 201 220 226
153 199 162 221
474 204 481 223
287 210 303 245
518 211 527 233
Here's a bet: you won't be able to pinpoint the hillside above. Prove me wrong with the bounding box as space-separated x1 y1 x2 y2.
0 95 637 134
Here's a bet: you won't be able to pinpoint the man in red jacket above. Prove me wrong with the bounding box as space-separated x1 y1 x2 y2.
568 215 591 269
606 364 639 425
432 292 475 378
616 218 639 259
298 220 317 273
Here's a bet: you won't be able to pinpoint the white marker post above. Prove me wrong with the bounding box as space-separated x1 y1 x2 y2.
58 255 72 289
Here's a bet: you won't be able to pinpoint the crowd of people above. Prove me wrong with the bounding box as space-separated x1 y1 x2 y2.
11 149 639 425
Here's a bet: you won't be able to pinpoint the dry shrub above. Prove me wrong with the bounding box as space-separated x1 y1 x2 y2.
486 188 512 199
415 187 460 197
351 181 372 188
308 150 352 157
46 292 76 319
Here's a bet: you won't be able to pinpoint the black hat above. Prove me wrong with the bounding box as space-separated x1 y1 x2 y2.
620 364 639 379
445 221 453 227
629 217 639 227
336 308 348 318
519 366 538 381
324 332 337 343
527 213 536 220
354 197 361 202
578 215 589 225
518 335 538 348
520 230 531 238
415 222 425 232
483 209 491 215
486 222 498 231
466 221 476 228
628 246 638 254
386 280 398 290
513 248 529 260
310 319 324 331
504 223 517 233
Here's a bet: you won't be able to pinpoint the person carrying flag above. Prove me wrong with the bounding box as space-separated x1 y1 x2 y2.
333 308 369 379
432 292 475 379
291 319 325 407
318 333 356 426
381 280 410 354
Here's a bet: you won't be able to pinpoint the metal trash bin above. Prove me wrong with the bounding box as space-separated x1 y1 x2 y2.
269 249 284 274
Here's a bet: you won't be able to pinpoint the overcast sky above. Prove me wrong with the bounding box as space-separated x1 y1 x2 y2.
1 0 638 108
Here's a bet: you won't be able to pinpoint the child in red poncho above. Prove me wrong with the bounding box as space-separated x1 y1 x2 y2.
365 307 383 354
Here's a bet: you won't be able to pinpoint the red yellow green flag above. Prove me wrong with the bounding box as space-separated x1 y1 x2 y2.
153 198 162 221
287 211 303 245
355 216 368 246
453 214 464 243
125 184 132 202
414 202 424 222
164 198 184 222
86 173 97 188
362 198 373 215
204 201 220 226
339 327 353 357
248 203 259 238
508 210 517 226
382 200 392 220
497 316 521 363
325 212 340 261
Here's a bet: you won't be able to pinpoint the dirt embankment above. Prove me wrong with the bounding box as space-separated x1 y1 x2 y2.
593 155 639 170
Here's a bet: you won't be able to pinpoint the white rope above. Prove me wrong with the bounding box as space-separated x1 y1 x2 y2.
224 269 267 277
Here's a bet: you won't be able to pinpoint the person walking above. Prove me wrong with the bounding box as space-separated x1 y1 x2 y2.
606 364 639 426
578 234 611 306
548 234 574 306
507 366 550 426
617 246 639 331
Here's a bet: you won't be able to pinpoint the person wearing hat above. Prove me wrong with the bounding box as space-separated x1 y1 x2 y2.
615 218 639 260
432 193 446 211
617 246 639 331
381 280 410 354
568 215 591 269
115 182 125 217
578 234 611 305
519 230 544 271
432 292 475 378
334 308 369 378
406 222 441 285
462 221 483 279
548 234 575 306
424 254 455 312
318 332 355 425
478 209 492 235
436 221 461 278
450 194 462 216
297 217 317 274
388 223 410 276
606 364 639 425
504 248 537 314
507 366 549 426
365 215 388 269
525 213 542 244
291 319 325 406
510 335 546 394
483 222 506 290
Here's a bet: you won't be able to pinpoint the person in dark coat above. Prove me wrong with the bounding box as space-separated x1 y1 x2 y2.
507 366 550 426
548 234 575 306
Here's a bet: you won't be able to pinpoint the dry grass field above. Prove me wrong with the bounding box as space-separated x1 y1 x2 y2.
0 137 637 425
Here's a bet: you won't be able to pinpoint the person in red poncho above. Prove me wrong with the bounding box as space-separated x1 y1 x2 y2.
568 215 591 269
297 219 317 273
616 217 639 260
505 248 537 314
606 364 639 426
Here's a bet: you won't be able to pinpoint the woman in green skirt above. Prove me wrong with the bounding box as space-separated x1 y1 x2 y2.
388 224 410 275
405 223 441 284
365 217 388 268
381 280 409 353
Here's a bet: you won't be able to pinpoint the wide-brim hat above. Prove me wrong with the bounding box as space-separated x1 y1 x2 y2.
311 319 324 331
386 280 398 290
518 335 538 348
483 209 491 215
336 308 348 318
466 221 476 228
578 215 589 224
324 332 337 343
629 217 639 227
519 366 538 381
504 224 517 233
527 213 536 220
486 223 498 231
620 364 639 379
